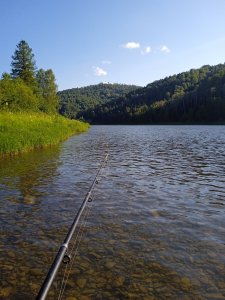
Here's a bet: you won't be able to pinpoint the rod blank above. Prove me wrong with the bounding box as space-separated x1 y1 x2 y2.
36 153 108 300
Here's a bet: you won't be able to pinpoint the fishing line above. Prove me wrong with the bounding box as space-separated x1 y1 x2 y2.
57 191 96 300
58 192 96 299
36 151 108 300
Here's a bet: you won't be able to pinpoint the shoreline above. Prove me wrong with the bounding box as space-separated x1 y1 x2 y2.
0 112 89 159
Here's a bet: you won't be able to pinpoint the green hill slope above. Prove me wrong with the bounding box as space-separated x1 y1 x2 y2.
82 63 225 124
58 83 141 119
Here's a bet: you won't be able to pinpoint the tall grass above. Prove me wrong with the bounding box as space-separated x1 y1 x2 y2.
0 112 89 157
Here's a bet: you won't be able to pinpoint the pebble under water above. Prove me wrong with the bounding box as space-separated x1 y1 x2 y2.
0 125 225 299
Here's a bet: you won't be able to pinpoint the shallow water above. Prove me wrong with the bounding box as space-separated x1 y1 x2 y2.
0 125 225 299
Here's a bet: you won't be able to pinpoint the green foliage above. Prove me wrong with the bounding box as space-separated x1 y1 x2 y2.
11 40 37 88
0 41 59 115
0 41 89 157
84 64 225 124
36 69 59 114
0 112 89 156
58 83 141 119
0 76 40 111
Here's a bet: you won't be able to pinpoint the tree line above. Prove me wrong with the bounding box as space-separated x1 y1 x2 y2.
0 40 58 114
58 83 141 119
5 42 224 124
80 64 225 124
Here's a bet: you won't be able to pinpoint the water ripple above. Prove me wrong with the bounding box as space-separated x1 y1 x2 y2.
0 125 225 299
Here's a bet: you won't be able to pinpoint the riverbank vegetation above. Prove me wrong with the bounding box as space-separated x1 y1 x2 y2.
58 64 225 124
0 40 89 157
0 112 88 156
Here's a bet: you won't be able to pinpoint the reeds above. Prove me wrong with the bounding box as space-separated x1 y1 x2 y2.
0 112 89 157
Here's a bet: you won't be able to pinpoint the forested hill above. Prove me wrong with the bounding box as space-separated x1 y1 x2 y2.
82 63 225 124
58 83 141 118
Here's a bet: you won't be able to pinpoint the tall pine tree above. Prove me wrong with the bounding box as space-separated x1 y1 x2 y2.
11 40 36 88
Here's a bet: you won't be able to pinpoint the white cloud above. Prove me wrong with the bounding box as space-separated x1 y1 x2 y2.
123 42 140 49
141 46 151 55
93 66 107 76
160 45 171 53
102 60 112 65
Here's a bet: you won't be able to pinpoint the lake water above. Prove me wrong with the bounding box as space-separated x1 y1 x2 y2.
0 125 225 300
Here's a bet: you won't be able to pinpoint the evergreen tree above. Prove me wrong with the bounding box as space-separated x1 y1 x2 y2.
36 68 59 114
1 72 11 80
11 40 36 87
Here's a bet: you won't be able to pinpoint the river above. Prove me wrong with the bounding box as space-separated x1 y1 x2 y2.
0 125 225 299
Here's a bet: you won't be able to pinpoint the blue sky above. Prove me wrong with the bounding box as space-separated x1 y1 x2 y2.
1 0 225 90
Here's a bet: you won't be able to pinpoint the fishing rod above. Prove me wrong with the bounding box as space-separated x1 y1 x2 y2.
36 152 108 300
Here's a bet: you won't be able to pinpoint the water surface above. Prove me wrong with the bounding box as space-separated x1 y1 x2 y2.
0 125 225 299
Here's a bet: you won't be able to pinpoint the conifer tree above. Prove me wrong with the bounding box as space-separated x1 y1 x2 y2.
11 40 36 88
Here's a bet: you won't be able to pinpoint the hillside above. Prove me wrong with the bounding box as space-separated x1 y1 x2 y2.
80 64 225 124
58 83 141 119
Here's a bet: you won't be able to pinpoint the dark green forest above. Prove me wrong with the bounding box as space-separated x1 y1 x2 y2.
59 64 225 124
58 83 141 119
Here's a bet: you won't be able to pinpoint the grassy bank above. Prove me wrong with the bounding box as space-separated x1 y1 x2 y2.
0 112 89 157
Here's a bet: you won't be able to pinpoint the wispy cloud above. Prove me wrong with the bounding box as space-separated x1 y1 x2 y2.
93 66 107 76
102 60 112 65
141 46 151 55
160 45 171 53
123 42 140 49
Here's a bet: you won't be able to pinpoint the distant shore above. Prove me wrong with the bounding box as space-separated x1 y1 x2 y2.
90 122 225 125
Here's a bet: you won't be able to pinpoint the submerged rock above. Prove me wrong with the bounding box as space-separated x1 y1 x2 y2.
76 278 87 289
105 260 116 269
180 277 192 290
0 287 13 297
150 209 161 217
114 276 125 287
